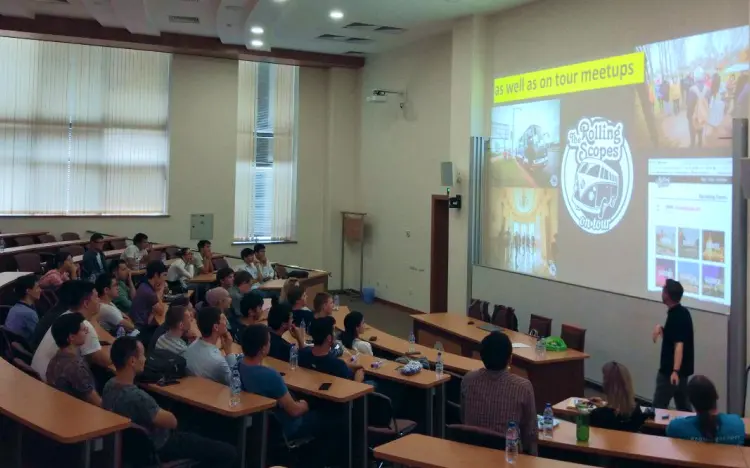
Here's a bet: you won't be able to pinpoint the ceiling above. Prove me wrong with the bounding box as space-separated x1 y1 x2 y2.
0 0 535 57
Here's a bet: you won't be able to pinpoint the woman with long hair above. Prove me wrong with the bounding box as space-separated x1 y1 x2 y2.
589 361 646 432
667 375 744 445
341 311 373 356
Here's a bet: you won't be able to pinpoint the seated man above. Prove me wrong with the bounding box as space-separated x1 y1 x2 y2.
121 233 149 269
299 317 364 382
166 248 194 293
148 297 194 352
46 312 101 406
155 304 193 356
95 273 135 334
130 261 168 329
239 292 265 325
81 233 107 282
313 292 334 320
206 287 236 336
32 281 111 381
110 260 136 313
216 268 234 291
461 331 537 455
104 336 236 466
228 271 254 319
236 248 261 291
193 240 215 275
183 307 236 385
6 275 41 342
254 244 276 283
267 303 305 361
287 284 313 327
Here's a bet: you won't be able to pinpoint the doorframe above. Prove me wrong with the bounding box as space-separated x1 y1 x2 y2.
430 194 450 313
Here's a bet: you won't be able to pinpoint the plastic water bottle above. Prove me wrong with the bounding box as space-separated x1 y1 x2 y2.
435 351 444 379
506 421 519 464
289 344 299 370
0 238 5 253
536 336 546 358
229 361 242 407
300 320 306 343
334 294 340 311
408 331 416 353
543 403 554 439
116 326 126 338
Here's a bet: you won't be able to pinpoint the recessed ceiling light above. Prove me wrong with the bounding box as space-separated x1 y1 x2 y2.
273 0 287 3
251 39 264 47
250 26 264 35
329 9 344 20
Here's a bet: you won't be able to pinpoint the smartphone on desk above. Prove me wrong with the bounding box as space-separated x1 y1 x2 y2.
318 382 332 391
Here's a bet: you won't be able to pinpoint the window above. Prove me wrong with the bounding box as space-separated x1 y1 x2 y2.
234 61 298 242
0 37 171 216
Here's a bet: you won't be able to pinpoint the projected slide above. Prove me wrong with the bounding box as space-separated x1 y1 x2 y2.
484 24 748 314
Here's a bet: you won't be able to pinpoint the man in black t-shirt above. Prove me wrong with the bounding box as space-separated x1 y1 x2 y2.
652 279 694 410
267 303 305 361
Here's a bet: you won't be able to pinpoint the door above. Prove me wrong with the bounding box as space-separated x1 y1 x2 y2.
430 195 450 312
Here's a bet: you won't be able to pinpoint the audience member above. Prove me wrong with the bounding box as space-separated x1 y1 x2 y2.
81 233 108 282
254 244 276 282
148 297 194 352
130 261 167 328
228 270 253 318
32 281 110 381
239 291 265 324
110 260 136 313
266 302 305 361
341 311 373 356
183 307 235 385
5 275 41 342
193 240 215 275
104 336 236 466
299 317 364 382
589 361 646 432
155 305 192 356
236 248 260 291
166 248 195 293
279 278 298 304
667 375 745 445
95 273 134 334
313 292 334 320
121 233 149 269
461 331 537 455
46 312 101 405
216 268 234 290
288 283 313 327
39 252 77 288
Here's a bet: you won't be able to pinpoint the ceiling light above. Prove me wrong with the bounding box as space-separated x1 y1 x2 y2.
273 0 287 3
329 9 344 20
250 26 264 35
251 39 264 47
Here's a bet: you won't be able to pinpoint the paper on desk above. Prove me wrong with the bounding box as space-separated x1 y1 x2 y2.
512 343 531 348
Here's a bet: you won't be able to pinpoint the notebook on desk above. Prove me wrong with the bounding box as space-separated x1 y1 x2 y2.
478 324 502 332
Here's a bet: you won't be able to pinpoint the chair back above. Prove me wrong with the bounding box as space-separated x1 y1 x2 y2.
0 326 39 379
60 245 85 257
110 239 127 250
445 370 463 405
165 247 179 259
468 299 483 321
60 232 80 241
446 424 506 450
367 392 395 428
529 314 552 337
147 250 163 263
14 253 43 274
13 236 34 247
212 257 230 270
38 234 56 244
561 324 586 352
122 424 160 466
274 264 289 279
37 289 58 318
493 305 519 331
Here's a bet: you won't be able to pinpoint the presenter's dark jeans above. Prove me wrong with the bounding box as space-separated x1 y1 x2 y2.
653 371 691 411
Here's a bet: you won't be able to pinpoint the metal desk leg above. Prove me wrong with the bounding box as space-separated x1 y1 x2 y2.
425 388 434 436
103 432 123 468
346 400 354 468
352 395 368 468
247 412 268 468
12 420 22 468
436 383 446 438
80 439 92 468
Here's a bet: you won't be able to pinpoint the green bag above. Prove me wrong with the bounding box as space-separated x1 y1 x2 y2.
545 336 568 352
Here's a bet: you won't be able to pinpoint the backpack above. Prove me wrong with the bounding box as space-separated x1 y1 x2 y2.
691 85 709 130
139 349 187 383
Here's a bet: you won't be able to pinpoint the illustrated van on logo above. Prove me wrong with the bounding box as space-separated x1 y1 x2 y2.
572 158 620 219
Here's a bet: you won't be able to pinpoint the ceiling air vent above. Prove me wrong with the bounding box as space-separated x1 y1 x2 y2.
317 34 348 42
345 37 374 44
374 26 406 34
343 22 377 31
168 15 200 24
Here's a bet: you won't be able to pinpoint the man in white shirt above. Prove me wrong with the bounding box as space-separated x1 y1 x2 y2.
183 307 236 385
121 233 150 269
236 248 261 291
193 240 215 275
254 244 276 282
96 273 135 334
167 248 194 292
32 281 111 381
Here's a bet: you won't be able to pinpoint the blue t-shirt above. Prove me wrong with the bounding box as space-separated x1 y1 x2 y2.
5 302 38 342
298 347 353 380
238 362 301 436
666 413 745 445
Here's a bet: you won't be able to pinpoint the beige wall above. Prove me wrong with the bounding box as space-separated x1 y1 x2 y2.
0 54 361 284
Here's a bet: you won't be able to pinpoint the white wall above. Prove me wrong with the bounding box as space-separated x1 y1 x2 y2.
0 55 362 284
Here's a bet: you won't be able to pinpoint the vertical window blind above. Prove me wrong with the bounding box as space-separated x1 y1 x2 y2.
234 61 298 241
0 37 171 216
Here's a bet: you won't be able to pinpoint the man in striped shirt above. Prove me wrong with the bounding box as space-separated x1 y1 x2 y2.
461 331 538 455
155 304 192 355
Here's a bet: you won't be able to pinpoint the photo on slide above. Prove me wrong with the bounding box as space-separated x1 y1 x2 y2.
702 265 725 299
655 226 676 256
633 25 749 150
677 227 700 259
655 258 676 288
489 99 561 188
484 187 559 278
702 230 726 262
677 261 700 294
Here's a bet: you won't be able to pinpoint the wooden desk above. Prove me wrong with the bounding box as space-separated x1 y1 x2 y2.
0 237 127 272
190 272 217 284
0 271 32 290
412 313 589 410
553 397 750 438
143 376 275 468
540 419 748 467
260 270 330 308
73 244 176 264
0 359 129 468
375 433 594 468
0 231 48 243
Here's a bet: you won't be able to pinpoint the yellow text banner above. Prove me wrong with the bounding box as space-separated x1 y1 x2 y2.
493 52 645 104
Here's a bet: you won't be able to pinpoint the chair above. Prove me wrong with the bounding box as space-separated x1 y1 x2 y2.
14 253 44 274
110 239 127 250
37 289 58 318
265 412 315 468
13 236 34 247
274 264 289 279
38 234 56 244
445 371 463 425
0 326 39 379
122 424 196 467
492 305 519 331
368 392 417 467
446 424 506 450
148 250 164 263
212 257 230 270
468 299 489 322
60 232 80 241
528 314 552 337
165 247 180 259
59 245 85 257
561 324 586 352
